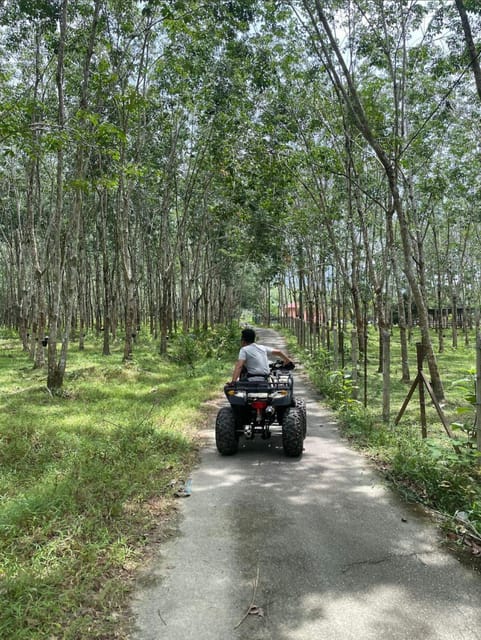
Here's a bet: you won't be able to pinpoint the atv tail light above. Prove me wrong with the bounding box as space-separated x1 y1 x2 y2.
251 400 268 410
227 390 246 399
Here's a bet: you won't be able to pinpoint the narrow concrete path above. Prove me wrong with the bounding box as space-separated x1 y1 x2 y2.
130 328 481 640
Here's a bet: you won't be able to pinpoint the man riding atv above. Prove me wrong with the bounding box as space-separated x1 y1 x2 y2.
231 328 294 382
216 328 305 457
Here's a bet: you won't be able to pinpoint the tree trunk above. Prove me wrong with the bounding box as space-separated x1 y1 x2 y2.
387 211 410 382
455 0 481 102
47 0 68 391
97 189 112 356
382 329 390 422
452 290 458 349
119 178 135 362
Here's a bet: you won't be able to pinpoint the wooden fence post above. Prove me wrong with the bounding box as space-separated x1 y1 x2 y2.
395 342 459 452
417 342 428 438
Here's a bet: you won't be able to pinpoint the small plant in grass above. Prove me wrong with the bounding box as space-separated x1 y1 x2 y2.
204 323 240 359
450 372 478 451
303 348 357 410
389 435 481 524
169 333 201 371
168 323 240 370
338 402 375 442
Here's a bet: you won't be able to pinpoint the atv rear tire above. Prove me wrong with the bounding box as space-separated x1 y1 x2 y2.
295 398 307 438
282 407 304 457
215 407 239 455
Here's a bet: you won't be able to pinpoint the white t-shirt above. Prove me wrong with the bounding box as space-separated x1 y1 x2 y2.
238 343 274 376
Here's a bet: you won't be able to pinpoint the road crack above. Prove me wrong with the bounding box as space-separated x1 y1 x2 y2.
341 551 432 574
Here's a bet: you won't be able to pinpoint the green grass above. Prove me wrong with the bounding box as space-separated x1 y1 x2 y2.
0 327 238 640
283 325 481 542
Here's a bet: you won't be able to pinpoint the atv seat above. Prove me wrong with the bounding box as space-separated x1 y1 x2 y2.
232 379 271 392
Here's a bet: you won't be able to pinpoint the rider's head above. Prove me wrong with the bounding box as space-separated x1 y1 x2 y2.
241 328 256 344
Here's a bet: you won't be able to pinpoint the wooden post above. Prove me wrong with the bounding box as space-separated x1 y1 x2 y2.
417 342 427 438
382 329 390 423
395 344 459 451
395 372 419 426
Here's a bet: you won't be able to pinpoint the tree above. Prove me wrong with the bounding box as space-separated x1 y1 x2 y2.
454 0 481 102
291 0 446 400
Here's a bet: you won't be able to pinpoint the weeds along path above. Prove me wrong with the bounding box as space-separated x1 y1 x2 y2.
130 328 481 640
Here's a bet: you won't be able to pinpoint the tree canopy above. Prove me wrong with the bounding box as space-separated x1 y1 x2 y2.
0 0 480 392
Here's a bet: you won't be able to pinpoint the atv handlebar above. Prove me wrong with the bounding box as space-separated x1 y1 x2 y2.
270 359 295 371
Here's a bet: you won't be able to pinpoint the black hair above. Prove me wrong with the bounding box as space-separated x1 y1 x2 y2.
241 328 256 344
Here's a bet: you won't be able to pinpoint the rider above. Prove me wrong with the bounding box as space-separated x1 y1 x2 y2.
230 328 294 382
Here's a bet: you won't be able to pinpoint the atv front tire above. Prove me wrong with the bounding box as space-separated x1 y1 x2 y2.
282 407 304 457
215 407 239 455
295 398 307 438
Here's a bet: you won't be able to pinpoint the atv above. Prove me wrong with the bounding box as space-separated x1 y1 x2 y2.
215 360 306 457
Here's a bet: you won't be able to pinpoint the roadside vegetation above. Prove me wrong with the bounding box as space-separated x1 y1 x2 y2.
0 325 238 640
284 325 481 557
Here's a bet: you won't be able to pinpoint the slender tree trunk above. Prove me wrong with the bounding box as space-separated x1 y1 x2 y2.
118 175 135 362
431 220 445 352
28 30 47 369
455 0 481 102
476 332 481 460
98 189 111 356
382 329 390 422
452 290 458 349
387 211 410 382
47 0 68 391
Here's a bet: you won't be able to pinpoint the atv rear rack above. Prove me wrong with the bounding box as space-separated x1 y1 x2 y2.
227 374 293 394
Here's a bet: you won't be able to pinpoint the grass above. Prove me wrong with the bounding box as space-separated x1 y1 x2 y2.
0 326 238 640
282 325 481 547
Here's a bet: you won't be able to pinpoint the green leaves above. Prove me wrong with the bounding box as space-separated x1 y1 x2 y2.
463 0 481 13
2 0 59 22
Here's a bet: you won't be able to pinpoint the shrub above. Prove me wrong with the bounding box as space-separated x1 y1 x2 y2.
168 323 240 368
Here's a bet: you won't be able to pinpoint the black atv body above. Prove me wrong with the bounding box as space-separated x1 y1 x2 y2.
215 361 306 457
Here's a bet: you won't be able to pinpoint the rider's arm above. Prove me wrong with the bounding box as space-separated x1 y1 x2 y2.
271 349 293 365
231 358 246 382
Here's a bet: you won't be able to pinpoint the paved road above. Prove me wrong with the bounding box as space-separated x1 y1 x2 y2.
130 328 481 640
